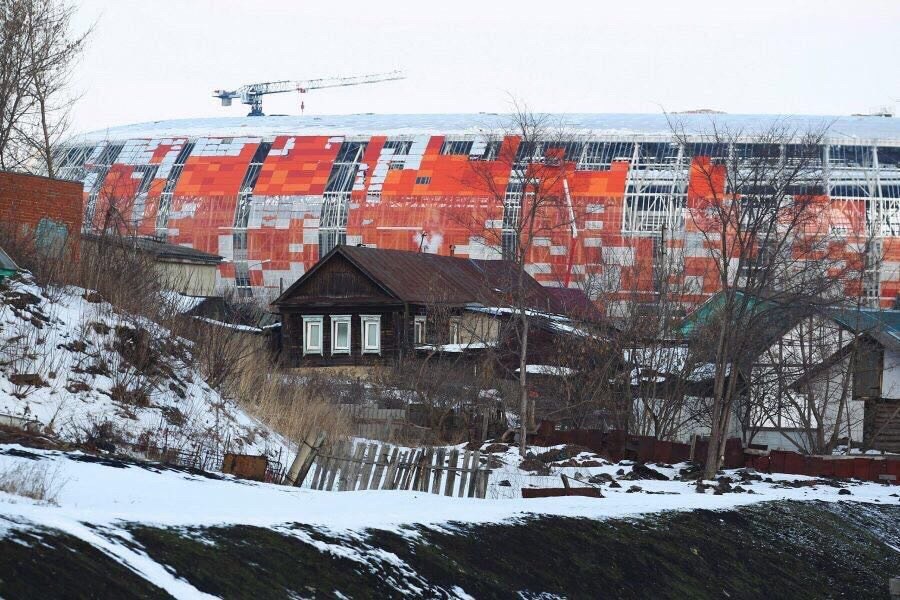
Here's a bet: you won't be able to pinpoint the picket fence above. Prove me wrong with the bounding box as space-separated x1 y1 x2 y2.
309 441 491 498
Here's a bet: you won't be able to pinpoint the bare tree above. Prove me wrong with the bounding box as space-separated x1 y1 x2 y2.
0 0 88 175
466 102 582 456
672 121 862 478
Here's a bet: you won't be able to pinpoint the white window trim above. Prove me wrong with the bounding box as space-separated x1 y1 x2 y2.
414 316 426 345
331 315 351 355
449 317 461 345
361 315 381 354
302 316 323 356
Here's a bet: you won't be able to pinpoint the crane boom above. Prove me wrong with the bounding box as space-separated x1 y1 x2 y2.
213 70 405 116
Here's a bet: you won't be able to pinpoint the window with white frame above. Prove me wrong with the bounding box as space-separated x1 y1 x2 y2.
302 316 323 355
331 315 351 354
414 316 426 345
449 318 461 345
361 315 381 354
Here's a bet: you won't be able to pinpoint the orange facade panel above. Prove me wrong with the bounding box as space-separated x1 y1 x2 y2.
254 136 341 196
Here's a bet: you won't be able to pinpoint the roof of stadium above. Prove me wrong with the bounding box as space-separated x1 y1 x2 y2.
74 113 900 144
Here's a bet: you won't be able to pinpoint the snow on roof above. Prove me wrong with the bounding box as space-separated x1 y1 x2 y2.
515 365 576 377
415 341 494 353
467 305 594 337
160 291 209 314
72 113 900 144
193 316 264 333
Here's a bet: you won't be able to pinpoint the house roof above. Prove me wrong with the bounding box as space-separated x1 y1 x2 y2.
274 245 562 312
82 233 222 265
826 308 900 350
544 287 605 322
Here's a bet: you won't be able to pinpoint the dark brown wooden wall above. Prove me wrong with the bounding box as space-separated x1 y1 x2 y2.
280 254 392 304
282 306 411 367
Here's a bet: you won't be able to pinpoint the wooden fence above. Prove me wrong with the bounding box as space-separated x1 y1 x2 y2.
308 441 491 498
339 405 407 440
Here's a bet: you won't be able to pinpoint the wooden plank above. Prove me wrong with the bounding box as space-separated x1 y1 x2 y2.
356 443 372 491
341 441 359 491
358 442 378 490
431 448 446 495
317 441 336 491
295 431 327 488
324 440 344 492
344 444 366 491
310 453 326 490
402 449 420 490
333 442 349 492
392 450 410 490
480 469 491 499
371 444 390 490
444 449 459 497
457 451 472 497
382 447 400 490
416 448 434 492
467 451 482 498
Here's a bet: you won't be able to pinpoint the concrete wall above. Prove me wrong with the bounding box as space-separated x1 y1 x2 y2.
156 260 218 296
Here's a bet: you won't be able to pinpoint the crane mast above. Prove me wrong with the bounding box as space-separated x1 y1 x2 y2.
213 70 405 116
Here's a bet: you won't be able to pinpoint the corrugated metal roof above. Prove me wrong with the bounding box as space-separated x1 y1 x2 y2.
73 113 900 144
82 233 222 264
827 308 900 350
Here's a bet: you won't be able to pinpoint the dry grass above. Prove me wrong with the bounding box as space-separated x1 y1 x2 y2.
0 461 65 504
225 366 353 449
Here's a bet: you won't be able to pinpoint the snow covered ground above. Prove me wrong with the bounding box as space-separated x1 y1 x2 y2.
0 274 287 458
3 443 896 532
1 443 898 597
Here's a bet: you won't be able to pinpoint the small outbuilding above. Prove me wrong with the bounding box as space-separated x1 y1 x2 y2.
82 233 222 296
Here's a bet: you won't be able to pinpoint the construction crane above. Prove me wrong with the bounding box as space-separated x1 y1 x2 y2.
213 70 405 117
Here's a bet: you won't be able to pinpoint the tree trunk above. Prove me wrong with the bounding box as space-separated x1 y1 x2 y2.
518 311 529 457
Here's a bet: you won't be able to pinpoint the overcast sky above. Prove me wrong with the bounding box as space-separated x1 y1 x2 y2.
69 0 899 134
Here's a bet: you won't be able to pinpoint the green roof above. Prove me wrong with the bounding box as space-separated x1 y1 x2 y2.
826 307 900 349
0 246 17 280
678 291 774 336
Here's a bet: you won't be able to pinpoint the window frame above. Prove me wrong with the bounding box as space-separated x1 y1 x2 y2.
330 315 351 355
449 317 461 345
302 316 324 356
414 316 426 345
360 315 381 354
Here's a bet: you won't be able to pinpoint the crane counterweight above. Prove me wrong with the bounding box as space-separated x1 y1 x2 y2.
213 70 405 116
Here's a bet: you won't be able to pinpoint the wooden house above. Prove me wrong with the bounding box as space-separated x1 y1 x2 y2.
271 245 587 369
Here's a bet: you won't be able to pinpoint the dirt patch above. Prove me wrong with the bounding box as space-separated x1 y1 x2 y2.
482 443 509 454
519 457 551 475
621 462 670 481
9 373 47 388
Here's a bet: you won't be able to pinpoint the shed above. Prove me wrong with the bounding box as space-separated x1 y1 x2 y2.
82 233 222 296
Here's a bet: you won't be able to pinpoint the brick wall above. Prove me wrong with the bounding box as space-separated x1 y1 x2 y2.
0 171 83 254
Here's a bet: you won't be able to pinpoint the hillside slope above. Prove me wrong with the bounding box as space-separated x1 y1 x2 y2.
0 273 285 459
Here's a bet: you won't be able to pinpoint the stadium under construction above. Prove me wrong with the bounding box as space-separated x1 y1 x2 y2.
58 113 900 311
